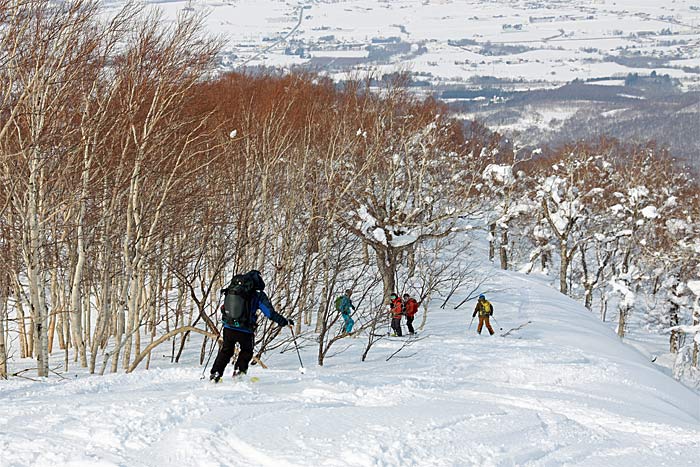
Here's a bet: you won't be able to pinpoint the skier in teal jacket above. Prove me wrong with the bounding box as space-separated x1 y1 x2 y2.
336 289 355 334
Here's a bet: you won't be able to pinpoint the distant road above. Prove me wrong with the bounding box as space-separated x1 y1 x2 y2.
463 30 700 45
241 6 305 66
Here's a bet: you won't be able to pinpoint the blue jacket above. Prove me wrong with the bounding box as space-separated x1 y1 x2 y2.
223 290 287 334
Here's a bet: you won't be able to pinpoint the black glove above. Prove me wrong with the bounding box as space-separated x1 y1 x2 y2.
287 318 294 326
472 312 477 318
489 312 493 316
279 317 292 327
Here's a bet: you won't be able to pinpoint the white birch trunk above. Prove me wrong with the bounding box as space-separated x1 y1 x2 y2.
68 145 92 368
25 156 49 377
0 295 7 379
89 183 116 373
112 153 140 373
12 276 30 358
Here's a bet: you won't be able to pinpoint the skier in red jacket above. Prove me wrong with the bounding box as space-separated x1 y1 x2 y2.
389 293 403 337
402 293 419 335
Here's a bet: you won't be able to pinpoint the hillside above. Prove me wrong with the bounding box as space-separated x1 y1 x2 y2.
2 270 698 466
449 80 700 168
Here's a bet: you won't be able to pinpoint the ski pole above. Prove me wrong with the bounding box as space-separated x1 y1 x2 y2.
468 315 475 331
491 315 503 331
290 326 306 374
201 292 225 379
201 332 219 379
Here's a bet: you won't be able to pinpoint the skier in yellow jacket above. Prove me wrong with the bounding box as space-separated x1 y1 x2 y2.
472 294 495 335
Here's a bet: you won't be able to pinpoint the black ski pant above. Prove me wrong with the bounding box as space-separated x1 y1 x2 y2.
406 315 415 334
211 327 255 376
391 317 403 337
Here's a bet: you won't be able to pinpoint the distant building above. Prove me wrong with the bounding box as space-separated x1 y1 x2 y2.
371 36 401 44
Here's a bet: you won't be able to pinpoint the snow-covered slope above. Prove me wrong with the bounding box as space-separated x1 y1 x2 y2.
1 270 698 466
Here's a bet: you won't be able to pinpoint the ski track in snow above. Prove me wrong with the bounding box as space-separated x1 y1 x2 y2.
2 272 699 466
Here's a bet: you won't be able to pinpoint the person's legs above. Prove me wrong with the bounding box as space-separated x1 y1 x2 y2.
210 327 236 378
343 314 354 333
391 317 402 337
406 316 415 334
477 316 484 334
484 316 495 335
233 330 255 374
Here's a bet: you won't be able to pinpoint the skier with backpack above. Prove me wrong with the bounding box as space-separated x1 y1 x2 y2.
472 294 494 335
210 270 293 383
389 293 403 337
402 293 419 335
335 289 355 335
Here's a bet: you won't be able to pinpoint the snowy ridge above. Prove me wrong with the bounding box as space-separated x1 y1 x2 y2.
1 270 698 466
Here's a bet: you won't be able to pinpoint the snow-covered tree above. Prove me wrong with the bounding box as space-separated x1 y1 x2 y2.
481 159 534 270
603 145 686 337
334 85 492 302
535 146 610 296
673 280 700 383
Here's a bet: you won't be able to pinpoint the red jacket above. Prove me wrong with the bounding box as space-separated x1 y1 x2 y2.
404 298 419 318
390 297 403 318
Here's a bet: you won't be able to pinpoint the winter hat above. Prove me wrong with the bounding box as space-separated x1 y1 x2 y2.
390 293 398 299
478 294 485 300
248 270 265 290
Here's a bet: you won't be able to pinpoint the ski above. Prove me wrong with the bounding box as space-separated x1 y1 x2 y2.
232 371 260 383
336 329 361 339
208 375 259 385
500 320 532 337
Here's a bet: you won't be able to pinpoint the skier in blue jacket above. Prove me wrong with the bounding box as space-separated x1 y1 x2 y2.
336 289 355 334
210 270 292 382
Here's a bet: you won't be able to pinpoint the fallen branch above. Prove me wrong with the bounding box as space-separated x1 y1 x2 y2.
11 368 40 381
127 326 217 373
386 335 427 361
501 320 532 337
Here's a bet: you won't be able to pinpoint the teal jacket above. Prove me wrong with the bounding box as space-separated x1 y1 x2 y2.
338 295 355 315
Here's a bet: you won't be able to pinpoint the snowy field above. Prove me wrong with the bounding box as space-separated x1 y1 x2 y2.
2 270 698 467
101 0 700 89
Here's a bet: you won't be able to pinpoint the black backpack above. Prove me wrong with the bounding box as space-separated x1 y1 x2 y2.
222 273 256 326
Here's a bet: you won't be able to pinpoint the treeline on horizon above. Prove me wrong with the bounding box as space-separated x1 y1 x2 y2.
0 0 698 381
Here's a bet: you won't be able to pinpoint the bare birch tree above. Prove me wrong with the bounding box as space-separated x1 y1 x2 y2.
0 0 114 376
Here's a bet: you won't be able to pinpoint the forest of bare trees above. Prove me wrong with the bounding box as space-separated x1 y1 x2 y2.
1 0 698 383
